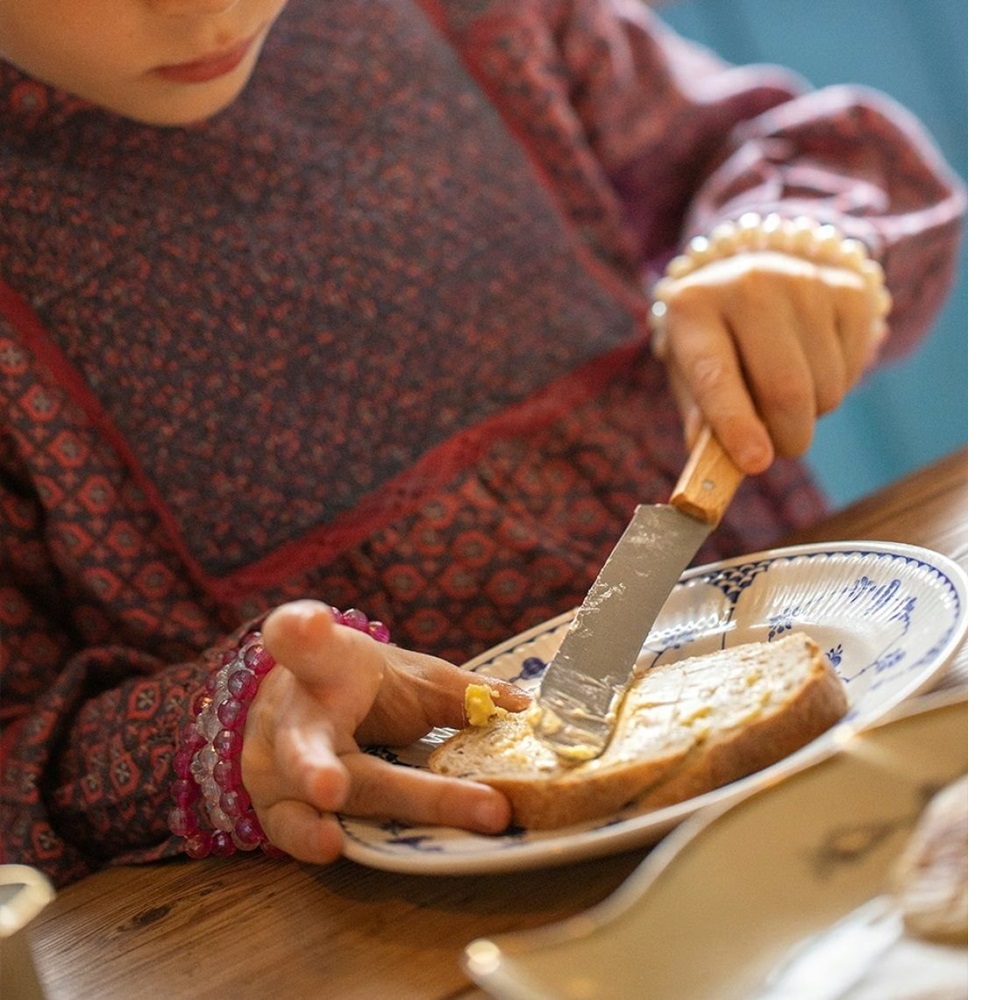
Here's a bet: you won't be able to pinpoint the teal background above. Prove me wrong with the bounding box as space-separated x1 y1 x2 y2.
652 0 968 506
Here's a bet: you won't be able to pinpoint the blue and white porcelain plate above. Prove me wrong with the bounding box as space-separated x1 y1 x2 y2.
338 541 968 875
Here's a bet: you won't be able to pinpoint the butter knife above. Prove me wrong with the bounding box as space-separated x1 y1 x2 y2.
533 427 743 760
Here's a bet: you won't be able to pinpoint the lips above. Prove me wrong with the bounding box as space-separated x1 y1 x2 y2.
155 32 259 84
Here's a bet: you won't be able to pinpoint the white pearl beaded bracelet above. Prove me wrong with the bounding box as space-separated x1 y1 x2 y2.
650 211 892 326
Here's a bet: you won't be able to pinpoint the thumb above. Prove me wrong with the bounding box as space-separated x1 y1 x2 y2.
261 599 384 708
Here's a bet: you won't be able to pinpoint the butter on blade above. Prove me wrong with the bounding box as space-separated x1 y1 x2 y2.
533 429 745 761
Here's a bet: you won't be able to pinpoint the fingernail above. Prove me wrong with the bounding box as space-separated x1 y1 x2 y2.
472 792 510 832
738 436 774 473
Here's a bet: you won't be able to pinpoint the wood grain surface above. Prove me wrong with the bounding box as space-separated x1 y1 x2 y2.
25 447 968 1000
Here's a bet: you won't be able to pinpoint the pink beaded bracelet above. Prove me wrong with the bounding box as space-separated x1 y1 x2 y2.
169 606 391 859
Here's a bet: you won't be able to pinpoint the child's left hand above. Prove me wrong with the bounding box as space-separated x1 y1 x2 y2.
241 599 530 864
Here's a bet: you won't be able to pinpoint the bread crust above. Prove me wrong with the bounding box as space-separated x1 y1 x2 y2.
429 633 848 829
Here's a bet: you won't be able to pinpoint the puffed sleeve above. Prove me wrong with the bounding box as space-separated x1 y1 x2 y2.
559 0 966 357
0 313 242 886
0 437 204 885
443 0 965 359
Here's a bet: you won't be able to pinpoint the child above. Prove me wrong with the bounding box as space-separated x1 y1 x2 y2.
0 0 965 884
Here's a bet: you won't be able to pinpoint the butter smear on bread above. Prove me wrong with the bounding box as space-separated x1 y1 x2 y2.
431 632 847 830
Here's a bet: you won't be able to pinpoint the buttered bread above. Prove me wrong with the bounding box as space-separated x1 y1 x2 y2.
430 632 848 829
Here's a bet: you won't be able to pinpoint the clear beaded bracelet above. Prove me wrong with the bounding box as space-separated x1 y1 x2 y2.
649 211 892 330
169 606 391 859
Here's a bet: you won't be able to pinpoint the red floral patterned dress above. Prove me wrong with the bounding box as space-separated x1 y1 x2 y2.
0 0 965 885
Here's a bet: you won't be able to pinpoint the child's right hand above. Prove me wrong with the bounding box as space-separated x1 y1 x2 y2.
652 249 888 475
240 600 530 863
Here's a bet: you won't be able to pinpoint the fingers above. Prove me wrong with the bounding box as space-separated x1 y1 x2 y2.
820 264 880 390
261 599 338 683
256 751 513 863
243 672 353 863
261 599 384 717
258 797 347 864
659 261 775 473
354 638 532 746
341 752 513 833
724 261 823 458
470 676 533 714
247 599 527 864
657 251 884 468
241 665 353 834
391 644 532 724
267 705 351 810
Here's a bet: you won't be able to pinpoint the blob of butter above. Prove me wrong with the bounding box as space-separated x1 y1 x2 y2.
464 683 510 727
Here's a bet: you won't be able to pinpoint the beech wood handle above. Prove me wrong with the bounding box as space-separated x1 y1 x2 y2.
669 427 744 527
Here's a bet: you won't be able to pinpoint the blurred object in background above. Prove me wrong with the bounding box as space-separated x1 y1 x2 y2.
0 866 55 1000
653 0 967 507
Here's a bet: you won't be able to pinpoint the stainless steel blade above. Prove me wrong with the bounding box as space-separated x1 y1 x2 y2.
533 428 743 761
534 502 712 759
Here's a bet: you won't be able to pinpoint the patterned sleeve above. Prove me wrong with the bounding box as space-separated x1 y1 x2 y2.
0 310 239 886
0 444 203 885
572 0 966 357
443 0 967 358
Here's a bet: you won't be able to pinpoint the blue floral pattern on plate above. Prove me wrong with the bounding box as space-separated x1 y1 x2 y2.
338 541 967 875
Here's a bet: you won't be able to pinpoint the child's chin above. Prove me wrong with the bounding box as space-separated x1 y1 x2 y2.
111 72 255 128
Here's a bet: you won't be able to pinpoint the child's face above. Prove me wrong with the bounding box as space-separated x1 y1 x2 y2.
0 0 288 125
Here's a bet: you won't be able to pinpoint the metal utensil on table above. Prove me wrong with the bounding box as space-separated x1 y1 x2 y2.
533 426 743 761
751 897 904 1000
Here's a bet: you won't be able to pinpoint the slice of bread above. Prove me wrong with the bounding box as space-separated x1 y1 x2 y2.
429 632 848 829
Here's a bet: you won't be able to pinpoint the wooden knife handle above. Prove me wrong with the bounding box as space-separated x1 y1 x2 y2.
669 427 744 526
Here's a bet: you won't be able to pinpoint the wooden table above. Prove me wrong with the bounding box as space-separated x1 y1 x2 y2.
25 447 968 1000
